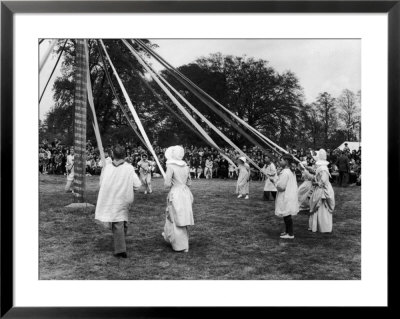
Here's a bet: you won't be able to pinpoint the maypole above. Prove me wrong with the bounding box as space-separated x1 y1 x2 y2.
72 39 88 203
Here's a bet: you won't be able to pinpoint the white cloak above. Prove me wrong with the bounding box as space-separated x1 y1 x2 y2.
274 168 299 217
95 162 142 223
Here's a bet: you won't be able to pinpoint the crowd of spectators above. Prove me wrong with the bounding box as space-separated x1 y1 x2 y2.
39 138 361 186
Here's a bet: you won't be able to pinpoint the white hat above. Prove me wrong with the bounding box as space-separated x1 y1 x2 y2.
165 145 186 166
239 156 247 163
315 149 329 166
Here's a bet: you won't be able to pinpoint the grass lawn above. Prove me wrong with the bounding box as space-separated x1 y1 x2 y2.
39 174 361 280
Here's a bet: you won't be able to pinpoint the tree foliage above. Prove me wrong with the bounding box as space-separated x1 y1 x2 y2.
42 41 361 152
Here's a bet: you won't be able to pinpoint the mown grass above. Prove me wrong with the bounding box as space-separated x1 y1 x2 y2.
39 174 361 280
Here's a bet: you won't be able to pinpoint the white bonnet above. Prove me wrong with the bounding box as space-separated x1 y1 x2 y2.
165 145 186 166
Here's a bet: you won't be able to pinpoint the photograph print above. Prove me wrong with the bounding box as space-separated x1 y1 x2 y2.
39 38 361 280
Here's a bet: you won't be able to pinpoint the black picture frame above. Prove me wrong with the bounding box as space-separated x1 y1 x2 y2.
1 0 396 317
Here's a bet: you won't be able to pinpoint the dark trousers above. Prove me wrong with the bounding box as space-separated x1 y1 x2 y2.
264 191 277 201
338 171 348 186
283 215 294 236
112 221 128 254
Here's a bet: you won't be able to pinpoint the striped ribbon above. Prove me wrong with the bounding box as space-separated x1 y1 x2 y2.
84 40 106 168
138 76 223 155
132 59 237 168
134 39 287 159
121 40 221 152
125 43 254 170
158 68 258 170
99 40 166 178
121 39 238 169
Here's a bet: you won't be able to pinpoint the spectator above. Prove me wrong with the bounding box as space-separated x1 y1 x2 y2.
204 156 213 179
343 142 350 154
336 151 350 187
39 141 361 189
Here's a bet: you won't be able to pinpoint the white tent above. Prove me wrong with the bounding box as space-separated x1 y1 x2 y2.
337 141 361 152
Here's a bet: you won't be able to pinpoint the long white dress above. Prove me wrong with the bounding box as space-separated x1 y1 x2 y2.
236 163 250 195
275 168 299 217
309 166 335 233
163 163 194 251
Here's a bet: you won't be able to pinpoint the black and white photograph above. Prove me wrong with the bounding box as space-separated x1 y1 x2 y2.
38 38 361 280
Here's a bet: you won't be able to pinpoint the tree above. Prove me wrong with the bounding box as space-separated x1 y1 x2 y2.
44 39 158 147
315 92 337 148
158 53 304 148
44 43 307 150
299 103 322 149
337 89 360 141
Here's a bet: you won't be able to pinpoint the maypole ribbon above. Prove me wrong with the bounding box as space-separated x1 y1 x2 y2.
39 39 57 73
84 40 106 167
124 42 237 168
99 39 166 178
39 39 68 103
129 45 254 169
134 39 282 156
134 39 286 158
121 39 223 155
95 40 147 148
138 75 233 163
158 70 258 170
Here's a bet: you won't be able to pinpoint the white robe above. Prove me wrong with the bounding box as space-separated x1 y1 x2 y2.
262 163 277 191
138 159 154 190
66 154 74 181
95 162 142 223
98 156 112 168
274 168 299 217
236 163 250 195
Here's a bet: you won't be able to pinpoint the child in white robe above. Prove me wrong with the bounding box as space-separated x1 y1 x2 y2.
64 148 75 193
189 166 196 179
228 163 235 179
95 145 142 258
137 154 154 194
309 149 335 233
196 166 203 179
236 157 250 199
104 151 112 166
274 154 299 239
204 157 213 179
261 155 277 201
162 146 194 253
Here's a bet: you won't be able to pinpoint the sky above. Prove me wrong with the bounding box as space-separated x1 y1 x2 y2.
39 39 361 120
